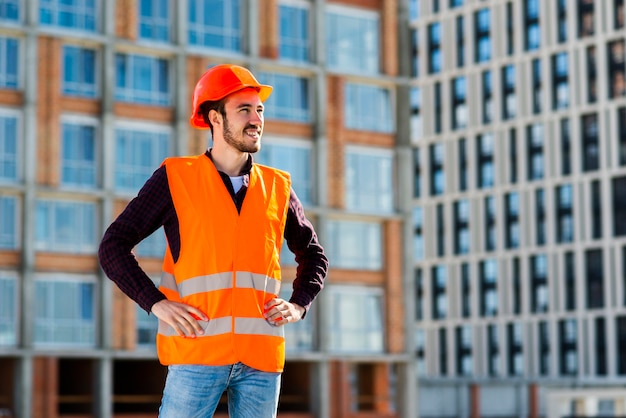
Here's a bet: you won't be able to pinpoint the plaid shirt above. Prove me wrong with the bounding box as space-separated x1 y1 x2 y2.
98 151 328 314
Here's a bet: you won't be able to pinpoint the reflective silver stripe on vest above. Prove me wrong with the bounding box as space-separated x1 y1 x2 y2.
235 272 281 295
235 317 284 338
159 272 178 292
177 272 233 297
157 316 232 337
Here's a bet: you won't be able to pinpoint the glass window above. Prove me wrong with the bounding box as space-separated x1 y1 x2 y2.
557 0 567 42
616 0 625 29
614 176 626 236
595 317 607 375
564 251 576 311
326 6 379 74
0 36 18 89
535 188 546 245
255 140 312 206
0 272 17 346
559 318 577 375
531 254 548 313
524 0 540 51
480 259 498 317
139 0 170 42
410 87 423 141
115 53 170 106
461 263 470 318
506 2 514 55
62 45 97 98
509 128 517 183
411 29 420 77
415 268 423 321
507 322 523 376
586 249 604 309
430 143 444 196
456 325 472 376
428 22 442 73
258 72 310 123
281 286 314 352
482 70 493 124
561 118 572 175
587 46 597 103
552 52 569 109
487 324 499 376
35 200 97 253
61 119 97 189
413 148 422 197
608 40 626 99
527 123 544 180
556 184 574 243
439 328 448 375
477 133 494 188
454 200 469 255
434 82 442 133
512 258 521 314
188 0 241 51
0 0 19 21
432 265 447 319
456 16 465 68
485 196 496 251
136 304 158 348
39 0 97 31
505 192 520 249
474 8 491 63
619 108 626 167
344 83 393 133
345 147 393 214
0 195 18 249
327 285 384 353
114 125 170 193
409 0 420 20
279 2 309 62
436 203 445 257
591 180 602 239
326 220 382 270
0 111 19 182
502 64 516 119
617 316 626 375
532 58 542 114
416 327 426 375
538 321 550 375
581 113 599 171
450 0 463 7
34 276 96 347
451 77 467 130
578 0 594 37
458 138 467 191
135 228 166 258
413 207 424 261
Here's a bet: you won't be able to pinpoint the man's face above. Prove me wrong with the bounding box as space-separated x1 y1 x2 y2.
221 88 265 153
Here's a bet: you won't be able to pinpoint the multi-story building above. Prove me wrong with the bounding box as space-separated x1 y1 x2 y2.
409 0 626 417
0 0 415 417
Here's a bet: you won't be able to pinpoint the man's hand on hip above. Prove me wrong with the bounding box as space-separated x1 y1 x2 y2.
151 299 208 338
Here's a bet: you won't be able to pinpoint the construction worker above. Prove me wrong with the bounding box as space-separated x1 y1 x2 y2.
99 64 328 418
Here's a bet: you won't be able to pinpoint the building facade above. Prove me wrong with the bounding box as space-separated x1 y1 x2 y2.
0 0 415 417
410 0 626 417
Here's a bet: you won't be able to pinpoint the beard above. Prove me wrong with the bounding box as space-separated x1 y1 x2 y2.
222 115 261 153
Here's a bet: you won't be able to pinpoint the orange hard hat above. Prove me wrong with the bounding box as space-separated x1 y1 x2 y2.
190 64 273 129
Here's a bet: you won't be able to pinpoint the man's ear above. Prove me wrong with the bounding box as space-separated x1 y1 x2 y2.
209 109 222 128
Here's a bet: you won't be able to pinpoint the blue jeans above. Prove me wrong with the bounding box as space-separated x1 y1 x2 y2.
158 363 281 418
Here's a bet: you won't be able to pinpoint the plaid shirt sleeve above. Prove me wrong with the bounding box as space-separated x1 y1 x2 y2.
284 188 329 314
98 166 175 313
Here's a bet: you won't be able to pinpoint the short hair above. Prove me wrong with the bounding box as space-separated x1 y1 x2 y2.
198 99 227 135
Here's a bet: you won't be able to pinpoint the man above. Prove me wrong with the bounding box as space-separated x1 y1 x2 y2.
99 64 328 418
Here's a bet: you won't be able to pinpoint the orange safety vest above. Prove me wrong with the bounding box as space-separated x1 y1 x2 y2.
155 155 291 373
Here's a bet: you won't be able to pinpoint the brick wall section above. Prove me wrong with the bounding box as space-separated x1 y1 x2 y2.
329 362 351 418
329 0 380 10
116 0 137 40
385 219 404 354
36 36 61 188
382 0 399 76
32 358 57 418
326 76 345 209
470 383 480 418
259 0 279 59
